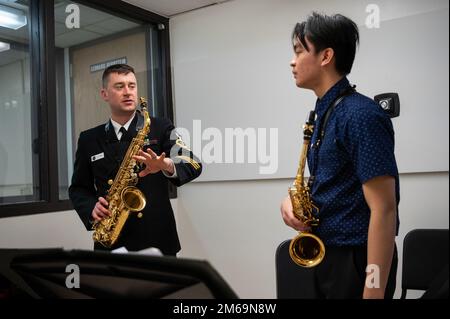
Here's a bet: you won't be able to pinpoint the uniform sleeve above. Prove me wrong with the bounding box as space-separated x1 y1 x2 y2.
68 132 98 230
160 118 202 187
343 105 399 184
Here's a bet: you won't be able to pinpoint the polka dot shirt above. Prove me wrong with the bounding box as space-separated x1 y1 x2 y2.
308 77 400 247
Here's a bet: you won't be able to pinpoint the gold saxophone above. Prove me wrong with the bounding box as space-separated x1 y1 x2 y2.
288 111 325 268
92 97 151 248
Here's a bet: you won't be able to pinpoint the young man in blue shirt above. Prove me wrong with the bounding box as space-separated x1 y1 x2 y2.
280 12 399 299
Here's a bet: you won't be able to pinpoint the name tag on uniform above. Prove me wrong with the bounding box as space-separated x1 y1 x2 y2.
91 152 104 162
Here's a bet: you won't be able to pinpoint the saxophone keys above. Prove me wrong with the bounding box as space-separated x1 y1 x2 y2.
137 212 143 218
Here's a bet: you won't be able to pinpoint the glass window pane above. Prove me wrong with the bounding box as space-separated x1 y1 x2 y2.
0 0 38 204
54 1 151 200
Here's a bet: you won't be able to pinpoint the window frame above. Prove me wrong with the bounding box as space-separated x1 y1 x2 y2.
0 0 175 218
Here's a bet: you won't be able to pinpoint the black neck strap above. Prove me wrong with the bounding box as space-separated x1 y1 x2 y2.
318 85 356 142
309 85 357 187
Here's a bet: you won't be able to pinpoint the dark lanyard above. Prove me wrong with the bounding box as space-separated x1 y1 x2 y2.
309 86 356 187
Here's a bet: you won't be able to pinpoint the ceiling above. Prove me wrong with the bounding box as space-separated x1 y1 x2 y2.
0 0 141 51
0 0 234 66
123 0 232 17
0 0 28 43
0 0 234 49
54 0 140 48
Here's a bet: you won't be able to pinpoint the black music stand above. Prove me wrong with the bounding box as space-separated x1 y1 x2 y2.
0 248 238 299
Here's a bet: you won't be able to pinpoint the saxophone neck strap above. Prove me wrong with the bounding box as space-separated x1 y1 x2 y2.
308 85 356 189
319 85 357 141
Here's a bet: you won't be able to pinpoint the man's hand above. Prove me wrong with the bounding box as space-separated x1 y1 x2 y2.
133 149 175 177
92 197 110 221
280 196 311 232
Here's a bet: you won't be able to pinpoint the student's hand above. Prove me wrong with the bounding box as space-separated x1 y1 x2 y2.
133 149 175 177
280 196 311 232
92 197 110 221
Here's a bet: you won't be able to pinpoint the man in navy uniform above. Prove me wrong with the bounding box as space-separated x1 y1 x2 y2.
69 64 202 256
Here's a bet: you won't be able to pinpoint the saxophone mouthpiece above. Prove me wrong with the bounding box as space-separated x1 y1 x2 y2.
307 111 316 125
139 97 148 110
302 111 316 138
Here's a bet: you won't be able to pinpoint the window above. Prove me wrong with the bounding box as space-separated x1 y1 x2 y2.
0 0 173 217
0 0 37 205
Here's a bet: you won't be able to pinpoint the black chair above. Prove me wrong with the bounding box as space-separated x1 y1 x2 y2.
275 239 315 299
401 229 449 299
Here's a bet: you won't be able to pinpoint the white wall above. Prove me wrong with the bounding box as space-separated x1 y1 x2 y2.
0 210 92 250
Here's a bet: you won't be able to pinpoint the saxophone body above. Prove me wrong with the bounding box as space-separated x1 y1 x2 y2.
92 97 151 248
288 111 325 268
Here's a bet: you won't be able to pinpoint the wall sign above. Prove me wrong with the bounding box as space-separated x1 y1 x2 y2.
90 57 127 73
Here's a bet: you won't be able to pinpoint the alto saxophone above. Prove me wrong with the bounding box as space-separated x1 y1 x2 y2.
288 111 325 267
92 97 151 248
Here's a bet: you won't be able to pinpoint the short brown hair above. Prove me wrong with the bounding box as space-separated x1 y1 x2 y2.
102 64 135 88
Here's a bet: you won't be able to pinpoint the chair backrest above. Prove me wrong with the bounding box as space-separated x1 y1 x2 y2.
401 229 449 299
275 239 315 299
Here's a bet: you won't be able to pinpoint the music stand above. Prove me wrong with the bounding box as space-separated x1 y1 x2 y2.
0 248 238 299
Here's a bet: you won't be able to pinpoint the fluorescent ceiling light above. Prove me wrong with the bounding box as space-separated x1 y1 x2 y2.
0 4 27 30
0 41 10 52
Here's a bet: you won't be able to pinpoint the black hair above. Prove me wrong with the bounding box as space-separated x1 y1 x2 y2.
292 12 359 75
102 63 135 88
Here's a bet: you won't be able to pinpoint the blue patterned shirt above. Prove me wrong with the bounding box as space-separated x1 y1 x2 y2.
308 77 400 246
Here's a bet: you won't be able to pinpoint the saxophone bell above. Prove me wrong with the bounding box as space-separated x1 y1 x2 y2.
288 186 325 268
289 232 325 268
121 186 146 212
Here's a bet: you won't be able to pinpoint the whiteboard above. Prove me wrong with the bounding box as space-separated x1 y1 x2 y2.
170 0 449 182
352 9 449 175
